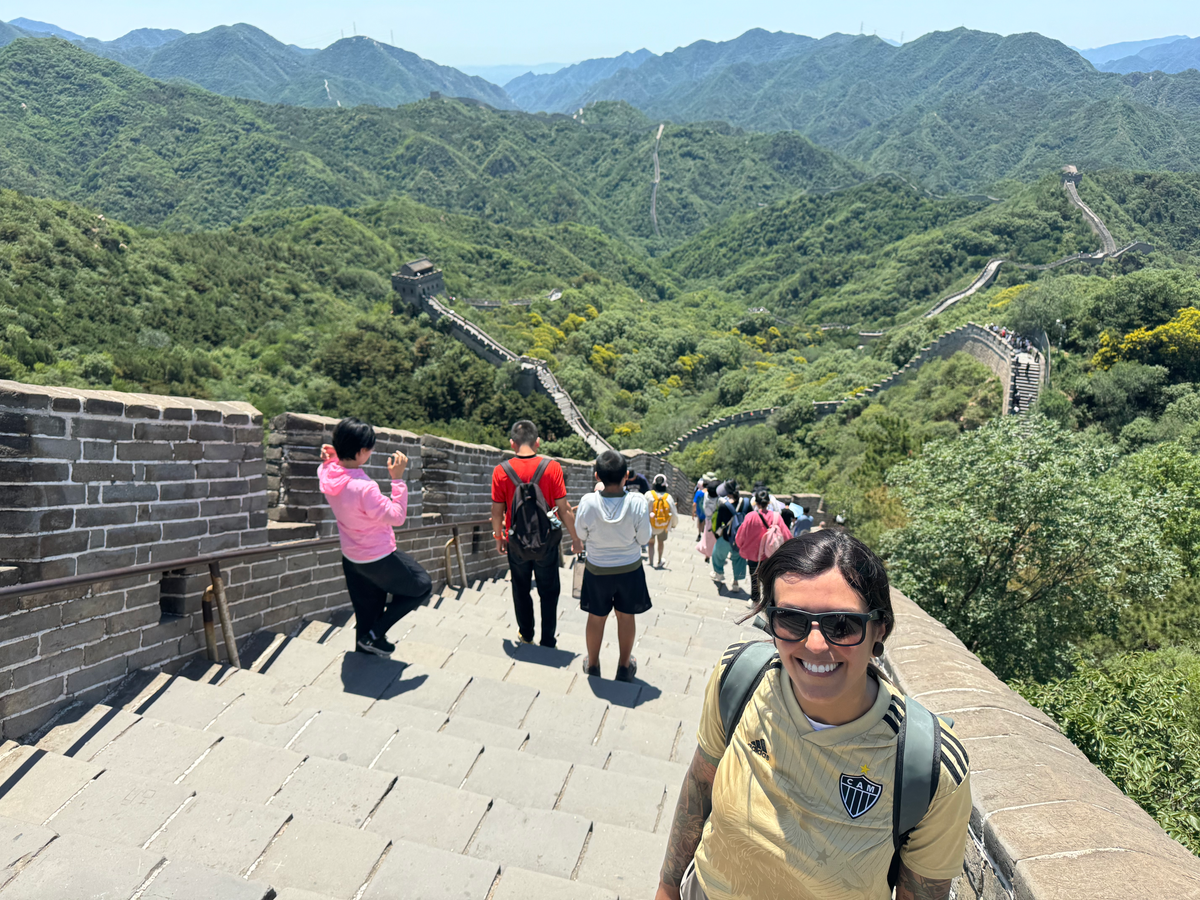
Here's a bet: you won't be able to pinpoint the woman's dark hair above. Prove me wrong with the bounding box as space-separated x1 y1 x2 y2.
595 450 628 486
724 479 739 495
332 417 376 461
653 473 668 490
705 481 719 498
780 508 796 527
754 488 771 508
746 530 894 640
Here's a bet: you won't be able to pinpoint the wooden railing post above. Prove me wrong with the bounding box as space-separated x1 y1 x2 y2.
207 561 241 668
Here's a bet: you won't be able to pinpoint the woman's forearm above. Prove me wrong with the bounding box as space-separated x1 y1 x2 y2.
659 746 718 892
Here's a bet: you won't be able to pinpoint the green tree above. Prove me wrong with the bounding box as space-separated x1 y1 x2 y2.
1016 649 1200 855
880 415 1179 680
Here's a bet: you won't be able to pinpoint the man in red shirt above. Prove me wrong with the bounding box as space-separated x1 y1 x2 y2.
491 420 581 647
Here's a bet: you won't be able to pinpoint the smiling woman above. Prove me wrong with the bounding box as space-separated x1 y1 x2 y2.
655 531 973 900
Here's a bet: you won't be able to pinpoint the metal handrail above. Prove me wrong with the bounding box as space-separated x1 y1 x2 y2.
0 517 493 602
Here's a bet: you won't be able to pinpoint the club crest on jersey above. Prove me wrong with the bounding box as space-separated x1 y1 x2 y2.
839 772 883 818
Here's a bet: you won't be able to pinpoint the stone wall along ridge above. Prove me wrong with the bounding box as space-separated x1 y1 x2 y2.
658 322 1039 454
883 589 1200 899
0 385 693 740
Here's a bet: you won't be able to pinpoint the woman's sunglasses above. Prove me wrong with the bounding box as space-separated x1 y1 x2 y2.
761 607 883 647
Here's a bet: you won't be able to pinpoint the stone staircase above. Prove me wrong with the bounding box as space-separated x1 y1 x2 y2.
1011 352 1042 412
0 532 757 899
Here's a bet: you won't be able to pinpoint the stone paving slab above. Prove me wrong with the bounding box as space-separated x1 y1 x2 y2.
626 663 691 695
454 634 524 662
558 764 666 832
0 814 55 870
400 623 468 650
253 815 388 900
270 756 395 828
372 727 482 788
522 693 608 742
209 696 318 747
569 674 641 709
289 711 397 768
182 735 304 805
33 702 141 761
443 651 514 682
253 636 342 685
49 769 192 847
365 776 491 854
636 634 693 659
0 747 103 824
361 837 499 900
220 668 303 703
633 689 705 721
442 716 528 751
467 799 590 879
607 749 690 787
310 653 407 701
0 832 163 900
379 666 470 713
598 708 682 761
505 660 577 694
453 676 539 728
95 716 221 782
491 866 619 900
521 733 611 769
463 746 571 811
148 793 290 876
288 684 374 715
390 640 454 669
274 889 337 900
576 821 668 899
362 699 449 733
141 860 275 900
126 673 242 730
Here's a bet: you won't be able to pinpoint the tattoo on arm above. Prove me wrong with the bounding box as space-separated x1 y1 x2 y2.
895 864 953 900
659 746 719 889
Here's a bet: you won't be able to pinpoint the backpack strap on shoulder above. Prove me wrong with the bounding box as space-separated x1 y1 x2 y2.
888 694 944 886
500 460 525 489
717 641 779 748
531 456 552 484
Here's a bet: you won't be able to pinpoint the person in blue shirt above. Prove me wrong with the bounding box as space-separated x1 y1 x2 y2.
693 483 707 542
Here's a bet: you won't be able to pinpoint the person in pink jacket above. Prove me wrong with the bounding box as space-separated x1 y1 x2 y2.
318 417 431 657
735 488 789 606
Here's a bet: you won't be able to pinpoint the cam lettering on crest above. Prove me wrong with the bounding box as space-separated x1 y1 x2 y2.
839 772 882 818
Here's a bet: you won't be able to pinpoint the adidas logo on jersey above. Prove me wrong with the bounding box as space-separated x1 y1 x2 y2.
748 738 770 761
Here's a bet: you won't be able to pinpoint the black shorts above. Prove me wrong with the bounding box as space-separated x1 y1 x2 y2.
580 564 652 617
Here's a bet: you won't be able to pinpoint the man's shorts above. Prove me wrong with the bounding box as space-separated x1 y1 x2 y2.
579 564 652 616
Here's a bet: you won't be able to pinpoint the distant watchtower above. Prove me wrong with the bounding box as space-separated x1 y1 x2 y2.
391 258 445 309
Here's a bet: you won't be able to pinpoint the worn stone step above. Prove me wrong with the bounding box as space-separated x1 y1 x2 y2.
47 768 192 848
365 776 491 854
120 672 243 730
597 707 683 761
362 838 499 900
181 735 305 805
466 798 590 880
269 755 395 829
452 676 538 728
462 745 571 811
0 813 55 870
491 866 617 900
371 726 482 788
441 715 528 751
0 832 164 900
521 733 610 769
0 745 104 825
33 701 141 761
147 791 290 877
288 710 398 768
558 763 667 832
140 859 274 900
249 814 389 900
575 821 669 899
92 717 219 783
521 692 609 743
251 634 343 685
208 695 319 748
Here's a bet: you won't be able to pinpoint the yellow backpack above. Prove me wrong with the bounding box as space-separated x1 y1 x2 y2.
649 491 673 530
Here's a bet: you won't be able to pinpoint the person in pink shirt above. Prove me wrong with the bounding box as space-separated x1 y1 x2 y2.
318 417 431 657
735 488 790 607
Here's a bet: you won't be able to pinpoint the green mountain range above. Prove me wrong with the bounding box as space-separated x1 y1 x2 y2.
0 22 511 109
0 39 858 244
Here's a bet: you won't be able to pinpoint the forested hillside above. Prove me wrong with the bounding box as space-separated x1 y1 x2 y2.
0 40 858 246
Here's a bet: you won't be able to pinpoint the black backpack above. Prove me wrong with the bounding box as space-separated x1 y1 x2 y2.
502 457 562 561
717 640 952 889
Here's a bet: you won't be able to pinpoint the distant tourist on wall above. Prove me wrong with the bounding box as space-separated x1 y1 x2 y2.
575 450 652 681
735 489 790 605
647 474 680 568
710 480 751 593
490 420 581 649
625 469 652 494
319 418 432 657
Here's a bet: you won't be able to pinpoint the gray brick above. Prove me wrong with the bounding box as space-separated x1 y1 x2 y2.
0 460 70 483
104 523 162 548
162 407 193 421
73 418 133 441
106 604 161 635
81 440 114 460
116 442 173 460
71 462 134 483
83 630 142 665
101 482 159 503
122 403 161 419
161 520 207 541
159 481 209 500
142 463 196 481
0 606 61 644
61 591 126 625
189 424 232 441
0 675 65 719
134 422 190 441
75 504 137 527
39 618 106 656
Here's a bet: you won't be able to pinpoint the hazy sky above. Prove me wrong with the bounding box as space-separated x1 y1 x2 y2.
5 0 1195 66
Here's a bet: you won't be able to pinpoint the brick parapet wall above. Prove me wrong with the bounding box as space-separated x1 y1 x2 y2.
883 590 1200 898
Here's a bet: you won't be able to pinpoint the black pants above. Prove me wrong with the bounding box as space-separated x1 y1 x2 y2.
748 559 761 606
342 550 433 642
507 542 561 645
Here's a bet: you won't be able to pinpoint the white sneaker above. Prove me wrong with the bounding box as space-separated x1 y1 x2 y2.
710 571 725 583
731 581 743 593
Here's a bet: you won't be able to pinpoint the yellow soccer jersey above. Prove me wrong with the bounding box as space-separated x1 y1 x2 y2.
692 644 972 900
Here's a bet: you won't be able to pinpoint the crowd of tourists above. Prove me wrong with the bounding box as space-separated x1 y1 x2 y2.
985 322 1038 356
317 415 971 900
